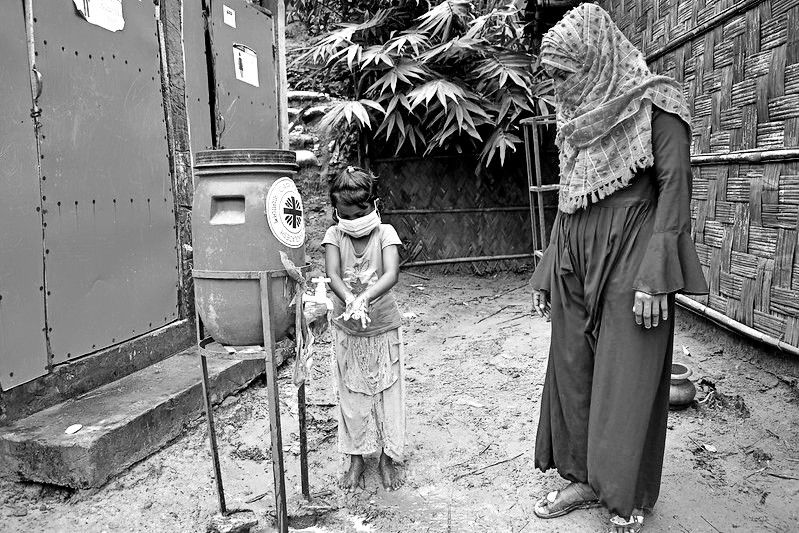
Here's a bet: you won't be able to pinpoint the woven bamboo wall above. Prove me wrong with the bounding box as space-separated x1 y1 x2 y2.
370 156 534 274
600 0 799 346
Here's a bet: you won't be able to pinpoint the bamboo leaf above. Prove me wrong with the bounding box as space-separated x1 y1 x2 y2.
346 44 362 70
367 60 428 96
360 45 395 69
407 79 464 110
384 31 430 56
416 0 472 42
360 99 386 114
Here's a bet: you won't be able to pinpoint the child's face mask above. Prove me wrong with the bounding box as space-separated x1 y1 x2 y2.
336 202 380 238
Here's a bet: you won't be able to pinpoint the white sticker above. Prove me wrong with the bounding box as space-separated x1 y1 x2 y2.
72 0 125 32
223 5 236 28
266 177 305 248
233 44 259 87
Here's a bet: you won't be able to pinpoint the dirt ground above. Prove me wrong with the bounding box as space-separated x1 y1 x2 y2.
2 271 799 532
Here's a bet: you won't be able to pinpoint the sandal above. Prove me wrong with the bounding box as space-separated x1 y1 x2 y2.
608 512 645 532
533 483 600 519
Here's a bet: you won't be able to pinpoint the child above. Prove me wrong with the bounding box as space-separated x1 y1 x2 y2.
322 166 405 491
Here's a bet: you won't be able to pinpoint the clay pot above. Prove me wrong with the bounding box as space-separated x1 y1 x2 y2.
669 362 696 409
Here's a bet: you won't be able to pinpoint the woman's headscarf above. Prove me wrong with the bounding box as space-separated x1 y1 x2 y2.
540 3 692 213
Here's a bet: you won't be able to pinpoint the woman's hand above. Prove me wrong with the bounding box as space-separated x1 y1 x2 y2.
633 291 668 328
533 289 551 320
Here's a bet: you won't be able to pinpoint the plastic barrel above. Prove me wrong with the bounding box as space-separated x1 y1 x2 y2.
192 149 306 346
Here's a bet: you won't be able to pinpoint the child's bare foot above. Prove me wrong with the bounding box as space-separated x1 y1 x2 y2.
338 455 365 491
378 451 404 491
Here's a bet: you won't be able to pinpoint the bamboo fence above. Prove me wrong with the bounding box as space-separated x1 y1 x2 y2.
369 155 535 274
600 0 799 353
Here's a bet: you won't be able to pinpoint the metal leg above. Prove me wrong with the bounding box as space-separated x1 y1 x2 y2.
200 349 227 515
259 273 288 533
196 308 227 515
298 383 310 500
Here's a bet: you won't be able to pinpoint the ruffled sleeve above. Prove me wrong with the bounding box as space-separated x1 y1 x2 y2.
530 243 556 292
632 108 708 295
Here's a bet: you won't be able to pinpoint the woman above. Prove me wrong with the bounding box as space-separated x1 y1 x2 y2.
529 4 708 532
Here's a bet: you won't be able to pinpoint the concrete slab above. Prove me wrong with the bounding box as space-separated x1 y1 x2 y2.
0 348 261 488
0 302 330 489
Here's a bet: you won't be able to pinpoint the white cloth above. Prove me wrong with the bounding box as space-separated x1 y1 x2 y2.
332 326 406 461
541 3 691 213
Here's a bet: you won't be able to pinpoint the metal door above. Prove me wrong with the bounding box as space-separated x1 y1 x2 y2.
184 0 214 157
0 3 49 390
209 0 280 149
35 1 180 363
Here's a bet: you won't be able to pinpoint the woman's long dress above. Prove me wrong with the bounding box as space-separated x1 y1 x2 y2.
531 108 709 517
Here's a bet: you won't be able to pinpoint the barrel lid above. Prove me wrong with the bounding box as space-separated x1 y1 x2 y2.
194 149 298 168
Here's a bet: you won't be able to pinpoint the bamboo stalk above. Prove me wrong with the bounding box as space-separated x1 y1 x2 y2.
531 120 549 264
383 207 529 215
369 154 475 163
529 185 560 192
524 124 538 267
691 148 799 165
676 294 799 357
401 254 535 267
520 114 556 125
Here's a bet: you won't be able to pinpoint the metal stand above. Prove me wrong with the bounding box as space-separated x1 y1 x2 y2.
298 384 310 500
197 314 227 515
194 266 311 533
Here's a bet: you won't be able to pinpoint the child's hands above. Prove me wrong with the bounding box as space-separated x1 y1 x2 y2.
337 293 371 329
350 294 371 329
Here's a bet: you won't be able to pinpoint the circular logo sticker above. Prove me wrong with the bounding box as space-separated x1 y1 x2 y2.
265 177 305 248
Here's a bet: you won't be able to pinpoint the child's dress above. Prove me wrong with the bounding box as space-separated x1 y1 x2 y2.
322 224 406 461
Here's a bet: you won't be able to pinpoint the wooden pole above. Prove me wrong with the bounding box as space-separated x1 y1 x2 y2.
523 123 538 265
400 253 536 267
276 0 289 149
259 273 288 533
530 119 550 254
383 206 529 215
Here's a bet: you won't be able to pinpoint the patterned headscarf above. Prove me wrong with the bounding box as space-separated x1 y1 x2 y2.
541 3 691 213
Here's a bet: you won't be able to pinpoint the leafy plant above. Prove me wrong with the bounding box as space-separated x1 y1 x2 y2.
296 0 554 167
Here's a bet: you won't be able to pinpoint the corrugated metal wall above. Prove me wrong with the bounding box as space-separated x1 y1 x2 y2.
184 0 281 153
0 0 284 392
0 1 181 389
35 1 180 364
0 1 49 389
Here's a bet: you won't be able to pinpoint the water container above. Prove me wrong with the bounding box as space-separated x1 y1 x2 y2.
192 149 306 346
